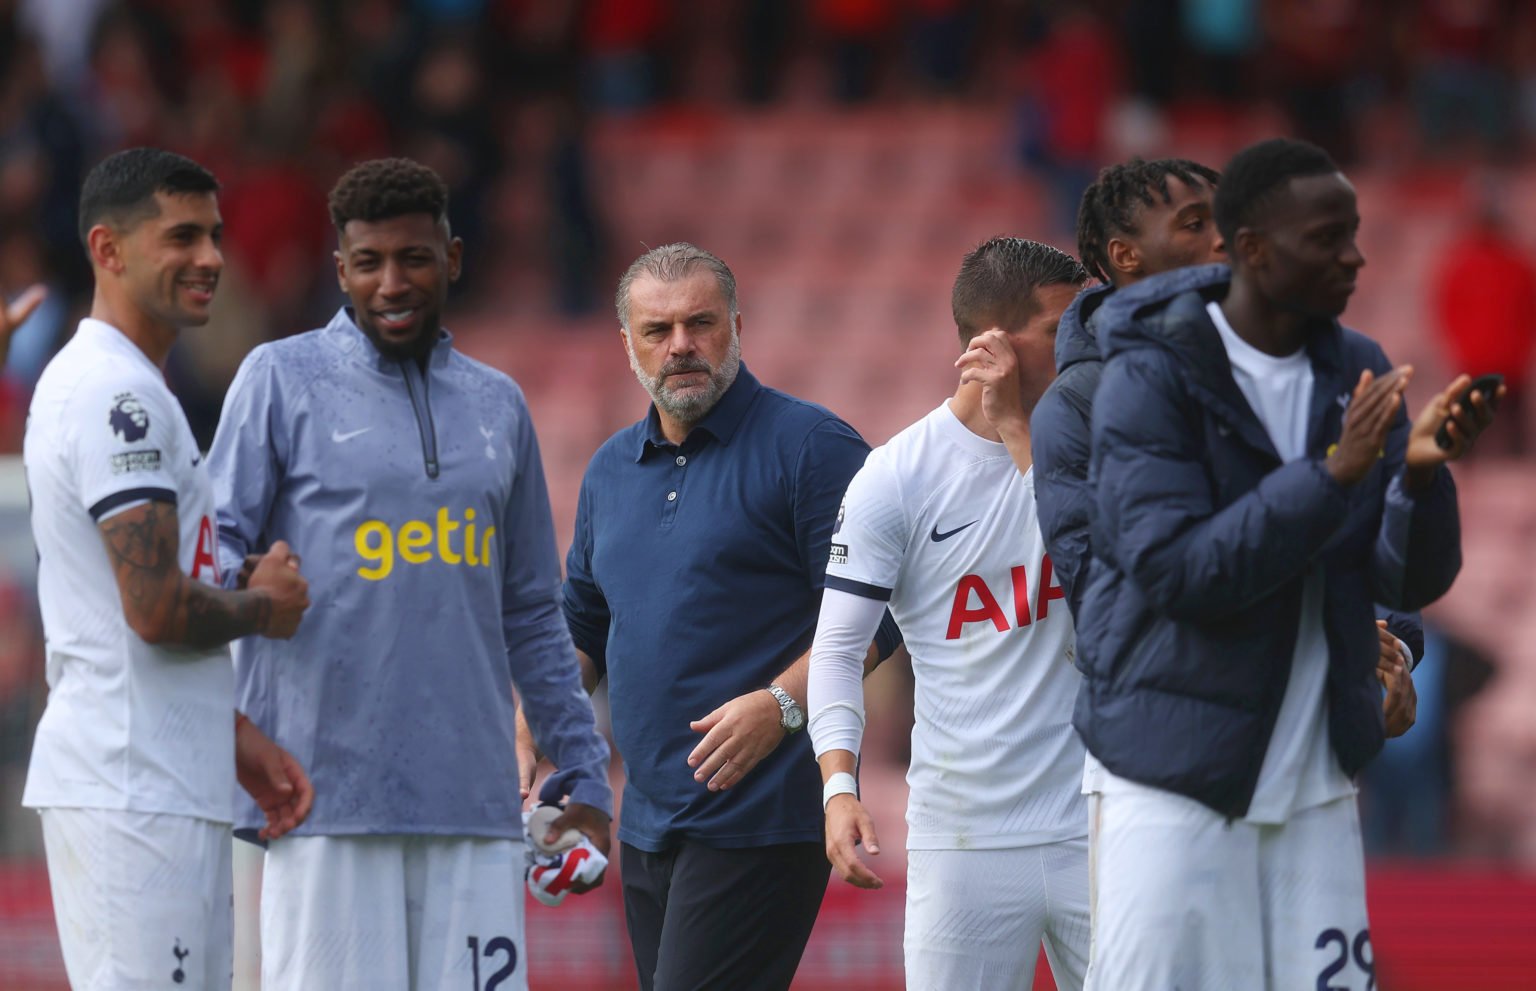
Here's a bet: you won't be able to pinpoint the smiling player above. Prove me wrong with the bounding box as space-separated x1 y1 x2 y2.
24 147 312 990
206 158 612 990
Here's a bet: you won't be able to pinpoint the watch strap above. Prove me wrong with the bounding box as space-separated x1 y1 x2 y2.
767 683 803 732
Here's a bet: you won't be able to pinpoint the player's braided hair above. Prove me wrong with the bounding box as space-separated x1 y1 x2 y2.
1213 138 1338 249
78 148 219 245
327 158 450 232
1075 158 1221 285
951 236 1088 345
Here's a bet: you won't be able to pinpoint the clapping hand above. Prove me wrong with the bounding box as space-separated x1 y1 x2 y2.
1325 368 1410 487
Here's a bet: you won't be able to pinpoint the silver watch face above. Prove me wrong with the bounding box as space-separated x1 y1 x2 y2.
769 685 805 732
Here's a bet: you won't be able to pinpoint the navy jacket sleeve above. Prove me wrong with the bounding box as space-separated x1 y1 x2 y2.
1357 336 1462 612
1093 348 1351 622
562 471 611 676
793 418 902 659
1372 465 1461 613
1374 604 1424 669
1391 468 1461 612
1031 381 1095 622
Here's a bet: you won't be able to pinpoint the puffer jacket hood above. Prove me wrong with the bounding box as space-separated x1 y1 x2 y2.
1054 283 1113 373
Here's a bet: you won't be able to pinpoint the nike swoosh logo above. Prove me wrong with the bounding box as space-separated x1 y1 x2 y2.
332 427 373 443
930 520 979 542
190 454 202 467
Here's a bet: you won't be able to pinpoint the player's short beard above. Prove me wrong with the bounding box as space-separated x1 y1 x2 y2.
625 327 742 425
358 310 441 363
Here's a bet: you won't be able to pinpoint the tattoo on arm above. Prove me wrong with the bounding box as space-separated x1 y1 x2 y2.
182 580 271 648
100 501 269 649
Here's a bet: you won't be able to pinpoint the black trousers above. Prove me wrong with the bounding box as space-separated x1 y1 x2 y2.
620 840 830 991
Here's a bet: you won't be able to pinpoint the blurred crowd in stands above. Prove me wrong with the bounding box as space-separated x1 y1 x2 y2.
5 1 1536 442
3 0 1536 871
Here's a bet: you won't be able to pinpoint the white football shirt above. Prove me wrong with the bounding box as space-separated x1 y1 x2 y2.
821 401 1085 849
22 319 234 822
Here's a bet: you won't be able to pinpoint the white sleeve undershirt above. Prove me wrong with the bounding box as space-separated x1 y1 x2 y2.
807 587 890 759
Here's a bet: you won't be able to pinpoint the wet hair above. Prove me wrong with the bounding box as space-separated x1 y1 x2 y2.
615 243 739 332
1075 157 1221 284
77 148 219 246
951 237 1088 344
1214 139 1339 248
328 158 450 232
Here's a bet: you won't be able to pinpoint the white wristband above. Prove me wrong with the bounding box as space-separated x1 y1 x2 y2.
822 771 858 811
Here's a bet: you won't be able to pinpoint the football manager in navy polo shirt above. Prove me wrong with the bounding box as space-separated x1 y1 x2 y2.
518 242 899 991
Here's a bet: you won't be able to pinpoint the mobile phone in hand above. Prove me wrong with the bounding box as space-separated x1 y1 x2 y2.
1435 373 1504 450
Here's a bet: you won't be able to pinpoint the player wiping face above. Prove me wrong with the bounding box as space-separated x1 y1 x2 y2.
954 280 1083 427
810 240 1095 989
820 274 1083 892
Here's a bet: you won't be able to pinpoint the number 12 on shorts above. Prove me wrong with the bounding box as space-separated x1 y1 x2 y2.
1316 927 1373 991
467 935 518 991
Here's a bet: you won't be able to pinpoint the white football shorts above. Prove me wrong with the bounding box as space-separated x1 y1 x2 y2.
904 838 1090 991
1087 786 1371 991
259 833 527 991
39 807 233 990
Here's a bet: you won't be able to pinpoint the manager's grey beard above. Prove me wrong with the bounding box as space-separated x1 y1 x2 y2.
626 330 742 425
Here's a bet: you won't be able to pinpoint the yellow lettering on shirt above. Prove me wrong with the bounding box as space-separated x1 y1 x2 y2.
436 507 462 564
398 521 432 564
356 520 394 580
353 508 495 580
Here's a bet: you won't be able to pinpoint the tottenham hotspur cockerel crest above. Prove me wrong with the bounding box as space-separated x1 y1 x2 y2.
110 392 150 442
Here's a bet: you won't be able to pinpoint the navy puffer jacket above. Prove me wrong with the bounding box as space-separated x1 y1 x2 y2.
1032 271 1423 655
1031 282 1114 620
1073 268 1459 817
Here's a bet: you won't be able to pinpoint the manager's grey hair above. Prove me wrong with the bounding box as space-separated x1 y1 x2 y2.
614 243 739 332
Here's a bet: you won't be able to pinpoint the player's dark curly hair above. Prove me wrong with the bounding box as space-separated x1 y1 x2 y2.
1075 158 1221 285
952 237 1088 345
1213 139 1338 249
78 148 219 245
327 158 450 232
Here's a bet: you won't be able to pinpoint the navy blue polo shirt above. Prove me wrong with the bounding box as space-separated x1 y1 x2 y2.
564 365 894 851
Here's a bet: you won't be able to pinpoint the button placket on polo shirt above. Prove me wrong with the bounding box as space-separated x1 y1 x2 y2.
658 442 691 527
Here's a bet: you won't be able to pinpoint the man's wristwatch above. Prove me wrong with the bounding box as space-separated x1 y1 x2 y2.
766 683 805 734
